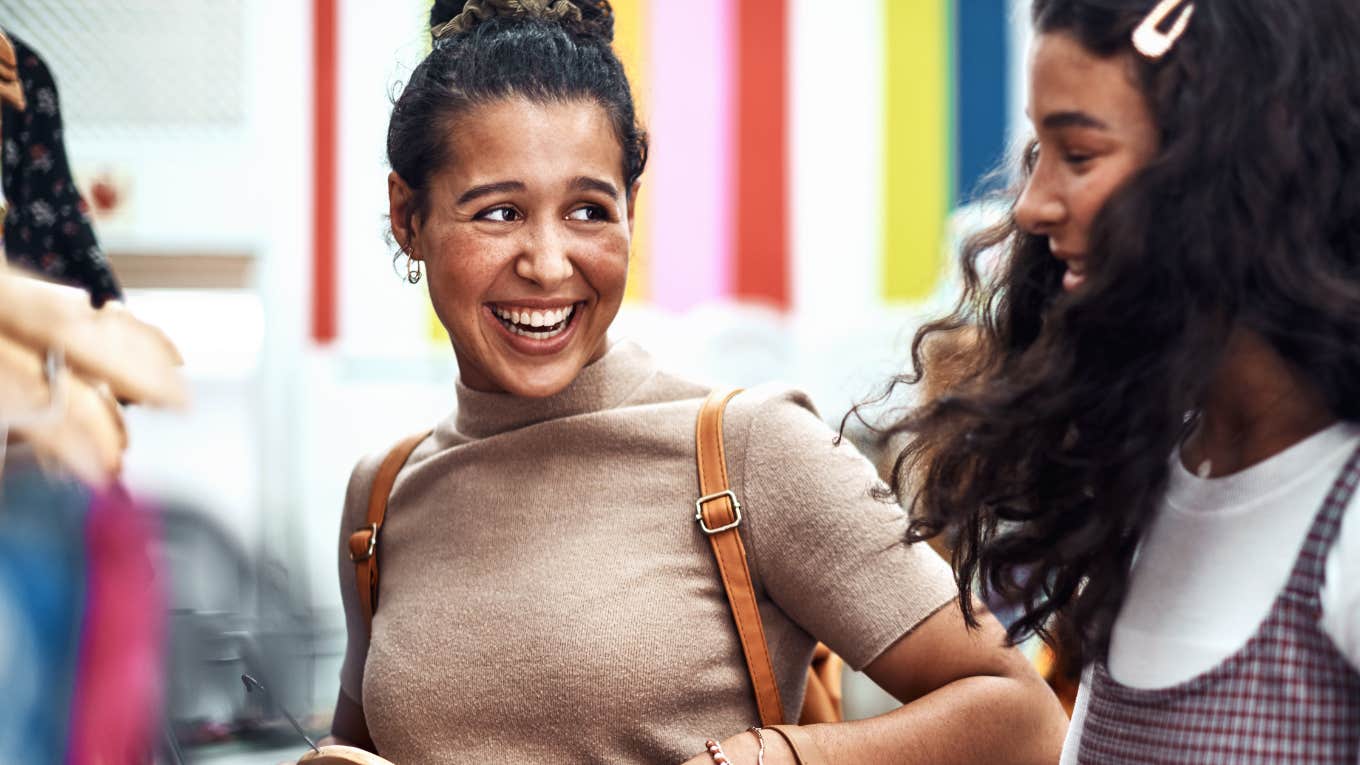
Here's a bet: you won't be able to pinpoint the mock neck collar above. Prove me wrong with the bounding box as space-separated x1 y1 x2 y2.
449 340 655 439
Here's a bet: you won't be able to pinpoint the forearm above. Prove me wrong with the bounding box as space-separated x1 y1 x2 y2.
691 672 1066 765
805 672 1067 764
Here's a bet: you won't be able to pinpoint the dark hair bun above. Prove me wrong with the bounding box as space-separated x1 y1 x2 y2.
429 0 615 43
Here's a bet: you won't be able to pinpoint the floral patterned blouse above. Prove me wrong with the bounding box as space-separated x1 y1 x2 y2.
1 33 121 306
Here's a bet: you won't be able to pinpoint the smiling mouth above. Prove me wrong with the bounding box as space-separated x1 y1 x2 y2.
490 303 580 340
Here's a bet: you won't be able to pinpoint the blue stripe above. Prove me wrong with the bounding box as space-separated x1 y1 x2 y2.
956 0 1011 205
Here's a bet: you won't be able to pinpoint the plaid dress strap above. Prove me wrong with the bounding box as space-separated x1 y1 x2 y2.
1078 443 1360 765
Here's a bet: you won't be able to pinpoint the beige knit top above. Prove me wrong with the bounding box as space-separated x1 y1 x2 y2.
336 341 956 764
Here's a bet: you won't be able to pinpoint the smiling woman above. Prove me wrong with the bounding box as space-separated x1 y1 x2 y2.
389 97 632 397
310 2 1068 764
883 0 1360 762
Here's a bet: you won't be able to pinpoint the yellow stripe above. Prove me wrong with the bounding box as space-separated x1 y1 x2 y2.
611 0 651 303
883 0 952 302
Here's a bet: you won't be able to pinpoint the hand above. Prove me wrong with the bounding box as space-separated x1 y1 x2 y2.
680 728 797 765
294 744 394 764
0 271 187 407
0 269 185 486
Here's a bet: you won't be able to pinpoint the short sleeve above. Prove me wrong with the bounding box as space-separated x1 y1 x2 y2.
337 452 384 703
733 386 958 670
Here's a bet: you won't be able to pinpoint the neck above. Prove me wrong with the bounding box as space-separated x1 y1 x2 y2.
1181 330 1336 477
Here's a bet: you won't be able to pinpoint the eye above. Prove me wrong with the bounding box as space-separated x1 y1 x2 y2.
1063 152 1093 167
567 205 610 222
477 206 522 222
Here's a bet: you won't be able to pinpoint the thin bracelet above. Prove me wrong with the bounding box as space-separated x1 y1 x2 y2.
704 738 731 764
747 727 767 765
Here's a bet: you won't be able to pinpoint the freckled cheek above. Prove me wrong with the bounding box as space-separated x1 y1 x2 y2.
580 232 631 304
424 239 508 320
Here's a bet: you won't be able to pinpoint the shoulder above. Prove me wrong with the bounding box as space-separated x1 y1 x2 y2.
722 383 828 447
340 449 386 532
722 383 863 479
340 432 436 528
720 384 887 519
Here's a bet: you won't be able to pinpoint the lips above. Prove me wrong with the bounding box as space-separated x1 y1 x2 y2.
484 301 585 356
1059 257 1087 292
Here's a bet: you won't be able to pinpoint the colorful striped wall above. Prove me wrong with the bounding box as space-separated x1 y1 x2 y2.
317 1 1022 345
621 0 1016 309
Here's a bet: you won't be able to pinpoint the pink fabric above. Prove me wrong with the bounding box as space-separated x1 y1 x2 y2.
1078 446 1360 764
66 488 165 765
648 0 733 310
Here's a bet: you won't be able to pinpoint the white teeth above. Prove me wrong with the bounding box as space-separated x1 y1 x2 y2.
492 303 579 339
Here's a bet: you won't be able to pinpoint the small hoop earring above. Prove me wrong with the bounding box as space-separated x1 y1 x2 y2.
405 254 423 284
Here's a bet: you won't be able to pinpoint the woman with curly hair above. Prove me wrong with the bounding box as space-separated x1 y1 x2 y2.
888 0 1360 761
306 1 1067 763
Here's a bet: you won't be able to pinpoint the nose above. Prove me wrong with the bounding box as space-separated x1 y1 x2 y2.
1014 165 1065 237
515 220 574 289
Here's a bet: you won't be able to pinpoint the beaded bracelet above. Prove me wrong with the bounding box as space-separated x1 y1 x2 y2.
704 739 731 764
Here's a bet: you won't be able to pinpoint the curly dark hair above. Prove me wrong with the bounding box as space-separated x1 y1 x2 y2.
387 0 648 240
880 0 1360 660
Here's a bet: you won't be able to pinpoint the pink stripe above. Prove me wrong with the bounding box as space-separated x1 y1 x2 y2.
647 0 732 310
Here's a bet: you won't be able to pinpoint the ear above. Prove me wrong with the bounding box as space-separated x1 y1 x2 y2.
388 171 421 258
626 180 640 236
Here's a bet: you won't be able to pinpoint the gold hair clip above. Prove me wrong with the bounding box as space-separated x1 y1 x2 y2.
1132 0 1195 59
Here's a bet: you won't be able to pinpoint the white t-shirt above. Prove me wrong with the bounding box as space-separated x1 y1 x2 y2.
1061 422 1360 763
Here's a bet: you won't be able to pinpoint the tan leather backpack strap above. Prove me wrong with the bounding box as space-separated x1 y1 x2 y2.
695 388 785 727
768 724 829 765
348 430 431 631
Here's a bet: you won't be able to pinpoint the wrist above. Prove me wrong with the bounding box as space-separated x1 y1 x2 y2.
710 728 796 765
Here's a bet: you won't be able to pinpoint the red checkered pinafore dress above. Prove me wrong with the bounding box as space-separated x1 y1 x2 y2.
1077 444 1360 764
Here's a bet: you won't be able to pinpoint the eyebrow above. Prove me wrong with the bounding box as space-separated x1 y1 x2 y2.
1040 111 1110 130
457 181 527 206
570 176 620 198
456 176 620 206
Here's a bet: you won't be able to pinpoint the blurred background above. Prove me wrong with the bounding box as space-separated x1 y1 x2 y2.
0 0 1032 761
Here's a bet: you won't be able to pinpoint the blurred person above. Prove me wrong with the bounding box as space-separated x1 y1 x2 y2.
315 1 1067 763
883 0 1360 762
0 28 121 307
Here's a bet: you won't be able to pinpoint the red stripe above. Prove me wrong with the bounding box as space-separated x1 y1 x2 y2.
312 0 338 343
732 0 788 309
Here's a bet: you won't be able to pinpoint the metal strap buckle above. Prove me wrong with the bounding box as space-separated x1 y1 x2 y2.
695 490 742 535
349 523 379 561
